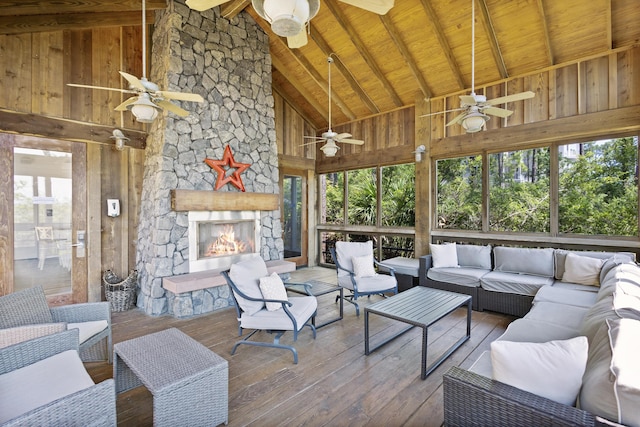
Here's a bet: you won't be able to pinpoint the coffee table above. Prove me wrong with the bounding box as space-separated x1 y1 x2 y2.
364 286 471 379
113 328 228 426
286 280 343 328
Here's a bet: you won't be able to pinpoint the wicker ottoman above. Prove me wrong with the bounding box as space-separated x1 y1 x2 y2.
113 328 228 426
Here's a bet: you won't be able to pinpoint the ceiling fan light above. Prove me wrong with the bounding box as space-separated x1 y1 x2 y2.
461 112 489 133
129 94 160 123
253 0 319 37
320 141 339 157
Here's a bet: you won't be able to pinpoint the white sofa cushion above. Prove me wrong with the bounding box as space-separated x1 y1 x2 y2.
498 318 581 342
67 320 109 344
491 336 588 406
554 249 635 281
493 246 555 278
580 318 640 427
427 266 488 288
0 349 94 423
525 301 590 331
456 244 492 270
480 271 554 296
534 285 598 308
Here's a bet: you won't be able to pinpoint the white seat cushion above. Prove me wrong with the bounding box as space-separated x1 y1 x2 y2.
67 320 108 344
534 285 598 307
0 350 94 423
338 273 396 293
240 296 317 331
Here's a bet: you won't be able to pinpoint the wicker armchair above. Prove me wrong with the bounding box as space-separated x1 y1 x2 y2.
0 329 116 426
0 286 112 362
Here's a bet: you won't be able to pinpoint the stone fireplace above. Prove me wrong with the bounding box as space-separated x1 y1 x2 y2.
135 1 282 317
188 210 261 273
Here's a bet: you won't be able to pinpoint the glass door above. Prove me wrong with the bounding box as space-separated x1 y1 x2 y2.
2 133 88 305
282 171 308 266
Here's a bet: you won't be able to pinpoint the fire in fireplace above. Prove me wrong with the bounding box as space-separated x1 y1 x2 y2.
188 210 261 272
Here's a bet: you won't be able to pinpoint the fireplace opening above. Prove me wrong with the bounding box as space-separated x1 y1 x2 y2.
188 210 261 272
198 221 255 259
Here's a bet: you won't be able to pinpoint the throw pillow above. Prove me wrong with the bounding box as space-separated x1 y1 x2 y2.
490 336 589 406
562 252 605 286
456 244 492 269
259 272 288 311
429 243 458 268
352 254 376 277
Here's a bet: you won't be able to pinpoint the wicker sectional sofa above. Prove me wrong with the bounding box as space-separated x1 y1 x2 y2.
438 248 640 426
419 244 635 317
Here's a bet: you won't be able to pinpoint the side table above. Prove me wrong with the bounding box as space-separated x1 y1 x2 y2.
113 328 228 426
286 280 343 328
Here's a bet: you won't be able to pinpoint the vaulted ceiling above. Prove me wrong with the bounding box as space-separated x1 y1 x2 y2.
3 0 640 130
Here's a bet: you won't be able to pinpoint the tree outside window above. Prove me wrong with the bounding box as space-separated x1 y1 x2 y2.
436 156 482 230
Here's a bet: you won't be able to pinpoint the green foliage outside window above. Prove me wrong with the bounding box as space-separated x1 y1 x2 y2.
321 172 344 224
348 168 377 226
559 137 638 236
489 148 550 232
381 163 415 227
436 156 482 229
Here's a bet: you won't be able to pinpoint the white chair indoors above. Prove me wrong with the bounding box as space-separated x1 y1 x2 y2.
222 256 317 364
330 240 398 316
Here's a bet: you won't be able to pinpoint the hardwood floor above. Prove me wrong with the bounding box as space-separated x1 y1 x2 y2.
86 267 512 426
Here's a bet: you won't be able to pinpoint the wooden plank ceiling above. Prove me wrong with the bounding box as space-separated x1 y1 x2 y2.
2 0 639 130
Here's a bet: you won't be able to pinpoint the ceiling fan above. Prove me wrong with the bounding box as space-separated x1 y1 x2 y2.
422 0 534 133
68 0 204 123
301 56 364 157
185 0 394 48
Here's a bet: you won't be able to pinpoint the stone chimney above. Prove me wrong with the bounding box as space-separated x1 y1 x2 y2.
135 1 281 316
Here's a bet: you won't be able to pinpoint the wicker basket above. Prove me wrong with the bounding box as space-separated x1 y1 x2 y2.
103 270 137 312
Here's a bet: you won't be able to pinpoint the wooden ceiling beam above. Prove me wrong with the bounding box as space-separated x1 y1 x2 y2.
0 0 167 16
308 25 380 114
0 10 154 35
418 0 466 90
323 0 404 107
246 7 355 122
220 0 250 19
379 14 433 99
535 0 554 65
477 0 509 79
271 57 328 126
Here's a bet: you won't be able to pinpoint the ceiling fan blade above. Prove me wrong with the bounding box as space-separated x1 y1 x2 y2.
446 112 468 127
482 106 514 118
115 97 139 111
300 140 324 147
67 83 136 94
485 91 535 105
335 133 353 140
119 71 146 91
459 95 478 106
156 91 204 102
339 0 394 14
185 0 230 11
287 30 308 49
156 99 190 117
339 138 365 145
419 107 465 118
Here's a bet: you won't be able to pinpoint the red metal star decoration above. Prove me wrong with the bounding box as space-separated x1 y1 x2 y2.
204 145 251 192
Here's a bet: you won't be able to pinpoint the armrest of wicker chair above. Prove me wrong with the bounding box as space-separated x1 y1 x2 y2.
50 302 112 363
443 366 605 427
0 323 66 349
0 329 117 427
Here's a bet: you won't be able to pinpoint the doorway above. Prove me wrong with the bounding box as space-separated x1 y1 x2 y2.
281 170 308 266
1 133 88 305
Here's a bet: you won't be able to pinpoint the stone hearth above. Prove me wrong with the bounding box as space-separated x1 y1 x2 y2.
135 1 282 317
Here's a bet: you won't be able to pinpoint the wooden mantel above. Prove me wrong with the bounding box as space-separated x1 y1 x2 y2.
171 189 279 212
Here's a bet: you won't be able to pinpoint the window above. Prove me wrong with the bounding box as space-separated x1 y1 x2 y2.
347 168 377 226
436 156 482 230
489 148 550 232
319 172 344 224
559 137 638 236
381 163 415 227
